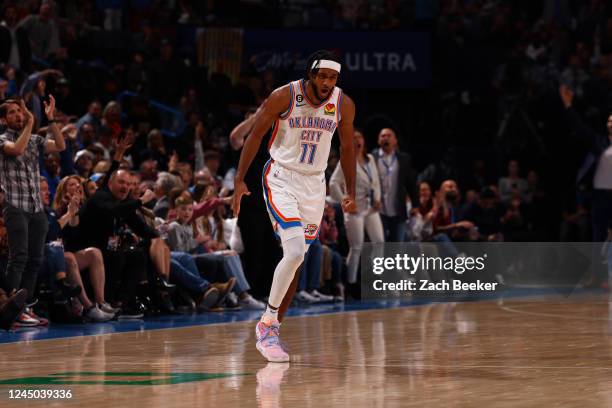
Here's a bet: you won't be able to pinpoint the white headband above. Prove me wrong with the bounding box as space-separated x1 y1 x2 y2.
312 59 341 73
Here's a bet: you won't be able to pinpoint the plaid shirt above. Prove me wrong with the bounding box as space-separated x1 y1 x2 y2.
0 129 46 213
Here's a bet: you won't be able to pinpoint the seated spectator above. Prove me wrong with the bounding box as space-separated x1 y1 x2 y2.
409 181 436 241
139 129 168 170
126 172 224 312
203 150 223 189
433 179 474 241
77 122 96 150
43 176 115 322
318 202 345 300
153 172 182 219
461 187 504 241
560 192 590 241
167 196 265 310
75 138 158 318
74 149 94 178
139 158 158 181
76 101 102 136
295 239 333 304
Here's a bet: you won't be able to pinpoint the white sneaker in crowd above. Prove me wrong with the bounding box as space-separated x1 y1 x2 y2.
16 311 40 327
295 290 318 304
85 305 115 322
239 294 266 310
310 289 334 302
98 302 120 315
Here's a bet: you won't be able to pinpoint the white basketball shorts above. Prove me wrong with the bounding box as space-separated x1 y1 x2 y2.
262 158 326 245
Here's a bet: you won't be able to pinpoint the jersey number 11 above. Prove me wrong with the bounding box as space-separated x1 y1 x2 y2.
299 143 317 165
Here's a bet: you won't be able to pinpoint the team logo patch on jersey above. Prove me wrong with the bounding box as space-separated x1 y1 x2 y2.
324 103 335 116
304 224 318 236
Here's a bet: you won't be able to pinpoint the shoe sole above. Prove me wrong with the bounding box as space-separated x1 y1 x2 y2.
197 289 220 311
256 341 290 363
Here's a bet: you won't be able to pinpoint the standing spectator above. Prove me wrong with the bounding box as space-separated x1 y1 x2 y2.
18 1 61 60
372 127 416 242
560 85 612 243
0 4 32 72
330 128 384 284
0 96 65 323
498 160 528 204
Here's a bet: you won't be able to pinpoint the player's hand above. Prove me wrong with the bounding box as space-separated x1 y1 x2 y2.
232 179 251 217
341 196 357 214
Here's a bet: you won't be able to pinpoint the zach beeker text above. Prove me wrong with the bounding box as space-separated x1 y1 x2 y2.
372 279 498 292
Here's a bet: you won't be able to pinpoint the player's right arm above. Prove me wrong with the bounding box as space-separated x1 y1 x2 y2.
232 85 291 216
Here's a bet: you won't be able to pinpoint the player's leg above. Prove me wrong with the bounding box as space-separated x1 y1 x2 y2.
278 260 302 322
256 228 305 363
261 229 306 323
256 161 306 362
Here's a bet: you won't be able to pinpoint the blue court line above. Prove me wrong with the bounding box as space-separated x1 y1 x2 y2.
0 287 599 344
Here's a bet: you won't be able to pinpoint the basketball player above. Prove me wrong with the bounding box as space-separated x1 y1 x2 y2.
232 50 356 362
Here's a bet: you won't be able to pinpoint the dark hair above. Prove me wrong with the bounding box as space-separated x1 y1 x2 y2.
0 99 20 119
304 50 342 81
175 196 193 207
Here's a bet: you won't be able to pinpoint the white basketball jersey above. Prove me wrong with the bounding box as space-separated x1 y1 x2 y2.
268 79 343 174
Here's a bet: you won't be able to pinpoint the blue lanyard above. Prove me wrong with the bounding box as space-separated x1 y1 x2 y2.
380 153 396 177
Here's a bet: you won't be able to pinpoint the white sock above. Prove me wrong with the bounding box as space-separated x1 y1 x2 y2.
262 305 279 323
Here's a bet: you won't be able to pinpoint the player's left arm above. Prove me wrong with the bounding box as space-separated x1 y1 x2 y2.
338 93 356 210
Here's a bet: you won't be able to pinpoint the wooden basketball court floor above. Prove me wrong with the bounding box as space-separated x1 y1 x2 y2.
0 293 611 407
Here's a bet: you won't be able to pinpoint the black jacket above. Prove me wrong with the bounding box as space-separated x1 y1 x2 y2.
0 24 31 72
372 148 417 220
76 160 158 251
565 107 611 188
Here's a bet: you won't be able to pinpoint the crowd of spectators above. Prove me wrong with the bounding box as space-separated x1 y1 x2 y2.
0 0 610 327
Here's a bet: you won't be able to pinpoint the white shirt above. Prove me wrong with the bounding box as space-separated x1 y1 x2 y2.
594 144 612 189
329 153 381 213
